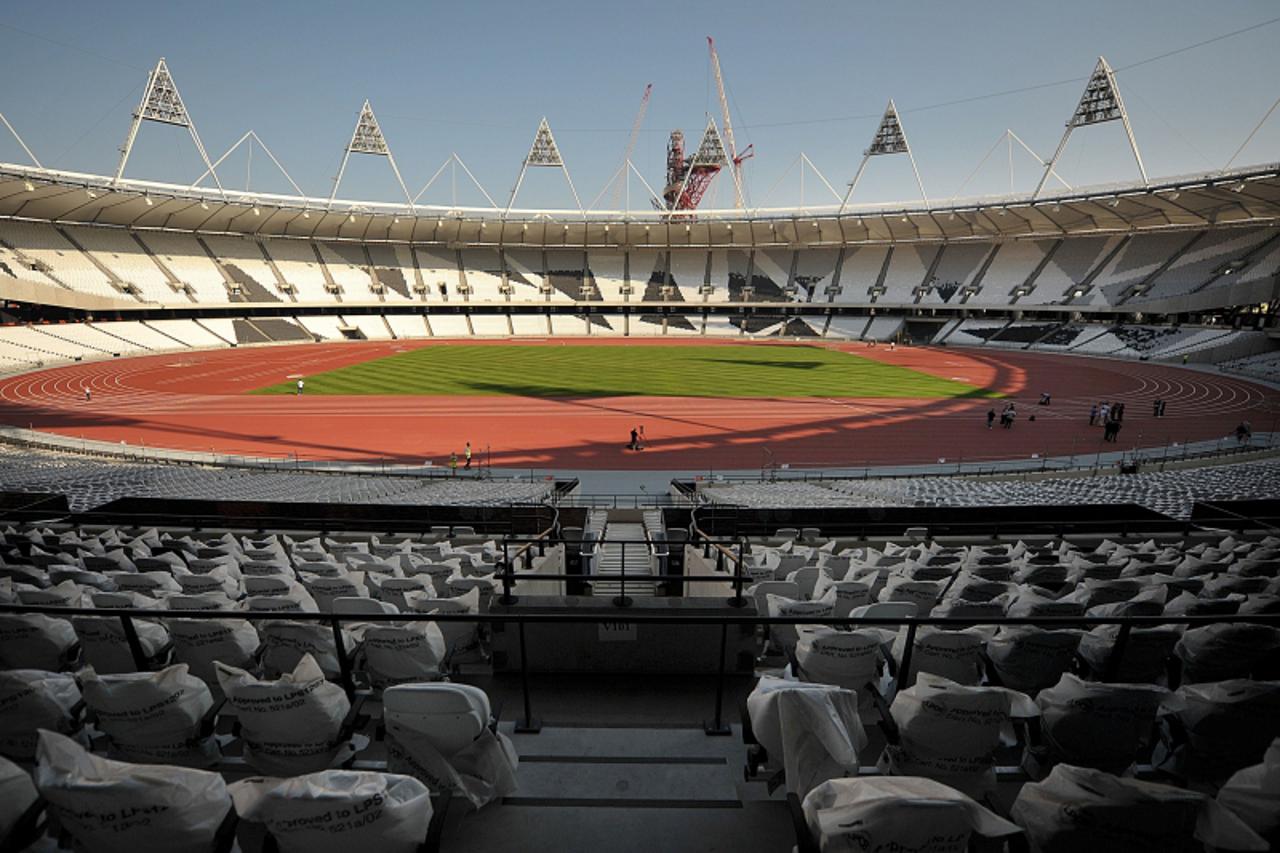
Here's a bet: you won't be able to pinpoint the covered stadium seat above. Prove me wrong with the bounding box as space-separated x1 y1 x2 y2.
0 612 79 671
1157 679 1280 782
229 770 434 853
1217 737 1280 847
800 776 1022 852
984 627 1082 694
336 598 447 687
877 672 1038 798
34 729 235 853
1011 763 1266 852
383 682 518 809
0 669 84 761
216 654 362 775
80 663 220 766
745 675 867 798
1028 673 1171 776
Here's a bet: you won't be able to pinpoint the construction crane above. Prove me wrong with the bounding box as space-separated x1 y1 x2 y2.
661 38 753 212
610 83 652 211
708 36 752 207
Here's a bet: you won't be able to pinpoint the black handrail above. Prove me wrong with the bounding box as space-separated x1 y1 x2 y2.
6 602 1277 739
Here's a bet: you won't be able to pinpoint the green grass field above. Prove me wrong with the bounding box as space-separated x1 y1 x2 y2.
250 344 999 399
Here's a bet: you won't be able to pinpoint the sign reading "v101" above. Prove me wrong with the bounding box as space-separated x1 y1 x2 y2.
598 622 637 642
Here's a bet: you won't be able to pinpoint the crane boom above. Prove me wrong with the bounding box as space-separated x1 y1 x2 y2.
708 36 743 207
611 83 652 210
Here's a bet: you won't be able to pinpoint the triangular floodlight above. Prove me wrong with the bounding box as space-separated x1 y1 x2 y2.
667 118 744 213
526 118 564 166
1069 58 1125 127
137 59 190 126
841 99 928 212
328 100 413 209
507 117 582 215
349 101 390 155
690 118 730 167
865 102 909 156
1034 57 1147 197
0 111 42 168
114 58 224 196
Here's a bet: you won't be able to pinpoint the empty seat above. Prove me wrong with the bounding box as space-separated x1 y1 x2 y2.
1029 673 1171 776
34 729 234 853
0 669 83 761
80 663 219 767
745 675 867 798
878 672 1038 798
1012 763 1266 852
335 598 448 687
0 612 78 670
383 682 518 809
229 770 434 853
801 776 1022 851
985 627 1082 694
216 654 359 775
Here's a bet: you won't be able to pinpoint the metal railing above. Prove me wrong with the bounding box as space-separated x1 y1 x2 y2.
3 600 1277 737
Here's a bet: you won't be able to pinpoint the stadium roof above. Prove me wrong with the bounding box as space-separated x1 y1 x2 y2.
1 161 1278 247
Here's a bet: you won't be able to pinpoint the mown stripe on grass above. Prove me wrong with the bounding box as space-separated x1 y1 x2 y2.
249 344 1000 399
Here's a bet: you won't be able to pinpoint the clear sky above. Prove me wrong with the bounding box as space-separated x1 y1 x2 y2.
1 0 1277 211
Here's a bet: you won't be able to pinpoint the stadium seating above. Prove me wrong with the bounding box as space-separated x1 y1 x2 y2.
64 225 177 304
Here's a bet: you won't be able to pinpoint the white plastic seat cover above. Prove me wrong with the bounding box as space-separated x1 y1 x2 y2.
746 675 867 798
802 776 1022 852
34 729 233 853
0 612 78 670
1034 673 1174 774
215 654 354 775
229 771 432 853
80 663 218 766
383 682 518 809
1012 763 1266 852
1217 737 1280 840
0 755 38 842
878 672 1038 798
0 669 83 761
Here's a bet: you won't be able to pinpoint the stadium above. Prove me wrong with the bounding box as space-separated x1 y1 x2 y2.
1 4 1279 852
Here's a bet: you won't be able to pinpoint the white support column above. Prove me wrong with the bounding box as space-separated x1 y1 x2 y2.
0 111 43 168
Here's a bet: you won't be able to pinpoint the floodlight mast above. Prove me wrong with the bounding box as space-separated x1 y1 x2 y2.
840 99 928 213
328 100 414 212
1034 56 1147 199
113 58 226 199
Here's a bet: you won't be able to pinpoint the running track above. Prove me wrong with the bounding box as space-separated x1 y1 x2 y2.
0 339 1276 471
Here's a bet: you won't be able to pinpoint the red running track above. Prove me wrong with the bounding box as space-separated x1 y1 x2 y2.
0 338 1276 471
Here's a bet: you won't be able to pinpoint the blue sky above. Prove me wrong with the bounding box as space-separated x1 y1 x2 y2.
1 0 1277 210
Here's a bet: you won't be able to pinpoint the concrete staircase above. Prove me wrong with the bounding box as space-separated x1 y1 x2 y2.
592 511 657 599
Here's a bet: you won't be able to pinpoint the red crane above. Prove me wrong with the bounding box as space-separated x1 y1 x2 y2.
661 37 753 211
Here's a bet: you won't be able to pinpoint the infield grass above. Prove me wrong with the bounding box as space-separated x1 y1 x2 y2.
250 344 999 399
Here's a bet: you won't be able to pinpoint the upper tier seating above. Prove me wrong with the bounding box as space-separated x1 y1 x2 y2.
136 231 230 303
263 239 331 302
0 220 119 298
976 240 1049 303
832 246 889 303
64 225 176 304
